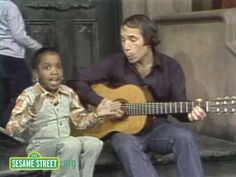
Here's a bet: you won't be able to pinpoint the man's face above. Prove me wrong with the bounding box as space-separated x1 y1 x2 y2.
120 25 150 64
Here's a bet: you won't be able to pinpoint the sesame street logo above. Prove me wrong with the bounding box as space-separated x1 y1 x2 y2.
9 151 60 170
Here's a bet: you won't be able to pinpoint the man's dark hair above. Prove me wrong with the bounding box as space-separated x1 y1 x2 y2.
121 14 160 48
32 47 60 69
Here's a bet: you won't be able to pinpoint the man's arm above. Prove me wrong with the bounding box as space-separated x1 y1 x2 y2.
169 61 189 121
170 61 206 121
69 56 115 106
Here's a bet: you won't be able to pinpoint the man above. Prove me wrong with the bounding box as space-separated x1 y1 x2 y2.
70 14 206 177
0 0 42 127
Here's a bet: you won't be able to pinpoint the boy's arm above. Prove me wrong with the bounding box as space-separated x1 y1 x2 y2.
70 91 103 130
6 91 35 136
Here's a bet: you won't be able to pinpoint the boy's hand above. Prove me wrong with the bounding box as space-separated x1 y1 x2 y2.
30 93 47 115
96 99 122 118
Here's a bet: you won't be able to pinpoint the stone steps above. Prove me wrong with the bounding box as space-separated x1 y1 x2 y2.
1 134 236 177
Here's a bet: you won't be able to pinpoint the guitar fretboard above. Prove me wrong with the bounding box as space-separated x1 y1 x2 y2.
122 102 207 115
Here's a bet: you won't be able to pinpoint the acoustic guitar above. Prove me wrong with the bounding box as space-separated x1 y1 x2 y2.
71 84 236 139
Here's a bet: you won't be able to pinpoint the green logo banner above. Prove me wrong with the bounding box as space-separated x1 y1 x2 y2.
9 151 60 170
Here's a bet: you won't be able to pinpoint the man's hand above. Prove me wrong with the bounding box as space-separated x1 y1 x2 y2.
188 99 207 121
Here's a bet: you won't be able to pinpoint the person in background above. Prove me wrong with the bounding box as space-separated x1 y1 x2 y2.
6 47 120 177
0 0 42 127
70 14 207 177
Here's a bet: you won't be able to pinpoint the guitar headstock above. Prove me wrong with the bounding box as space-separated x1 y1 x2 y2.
207 96 236 114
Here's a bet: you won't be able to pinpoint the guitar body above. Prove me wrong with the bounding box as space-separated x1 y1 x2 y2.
71 84 154 139
71 84 236 138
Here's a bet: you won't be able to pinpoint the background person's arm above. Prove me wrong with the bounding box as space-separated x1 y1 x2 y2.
6 2 42 50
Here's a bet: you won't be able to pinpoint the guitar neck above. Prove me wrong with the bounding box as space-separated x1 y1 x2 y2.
123 101 207 115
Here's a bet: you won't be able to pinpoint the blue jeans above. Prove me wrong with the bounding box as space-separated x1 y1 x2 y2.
111 118 204 177
0 55 32 127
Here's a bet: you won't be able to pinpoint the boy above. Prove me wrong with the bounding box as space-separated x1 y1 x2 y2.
6 47 119 177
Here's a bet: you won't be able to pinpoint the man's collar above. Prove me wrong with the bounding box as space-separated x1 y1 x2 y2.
152 50 162 68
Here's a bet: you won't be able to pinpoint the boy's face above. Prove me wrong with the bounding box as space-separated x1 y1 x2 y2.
36 52 64 93
120 25 150 64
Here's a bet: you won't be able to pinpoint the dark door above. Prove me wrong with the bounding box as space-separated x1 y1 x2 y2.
14 0 121 81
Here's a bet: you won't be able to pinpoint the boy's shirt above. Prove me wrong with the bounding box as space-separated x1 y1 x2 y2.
6 82 102 138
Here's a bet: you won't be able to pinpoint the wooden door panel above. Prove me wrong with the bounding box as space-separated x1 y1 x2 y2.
73 20 99 72
26 20 56 47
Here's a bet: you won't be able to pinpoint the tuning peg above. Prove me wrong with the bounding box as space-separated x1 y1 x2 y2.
231 108 236 113
231 98 236 104
230 96 236 101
